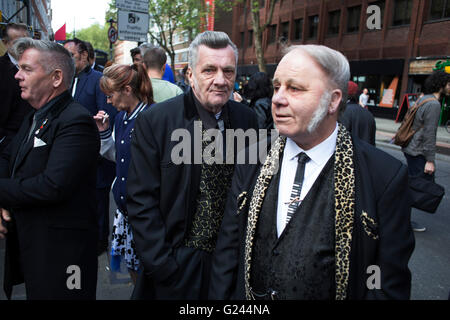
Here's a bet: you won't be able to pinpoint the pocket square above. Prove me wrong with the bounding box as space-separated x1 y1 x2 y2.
33 136 47 148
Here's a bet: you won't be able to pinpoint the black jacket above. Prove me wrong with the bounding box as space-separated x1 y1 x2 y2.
339 102 376 146
0 54 33 153
210 134 415 300
0 91 100 299
127 89 258 293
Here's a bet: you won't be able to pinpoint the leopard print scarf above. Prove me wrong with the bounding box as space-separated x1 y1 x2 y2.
244 123 355 300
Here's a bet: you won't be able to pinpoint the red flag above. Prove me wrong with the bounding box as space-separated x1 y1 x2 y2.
54 23 66 41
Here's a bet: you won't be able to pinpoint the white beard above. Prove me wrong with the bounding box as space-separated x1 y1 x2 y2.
307 91 331 133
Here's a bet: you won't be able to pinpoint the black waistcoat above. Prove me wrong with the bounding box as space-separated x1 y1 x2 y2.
250 156 336 299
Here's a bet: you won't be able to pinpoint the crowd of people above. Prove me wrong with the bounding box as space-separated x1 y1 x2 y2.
0 22 449 300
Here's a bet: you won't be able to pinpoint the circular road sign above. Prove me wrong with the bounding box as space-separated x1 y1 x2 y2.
108 26 118 44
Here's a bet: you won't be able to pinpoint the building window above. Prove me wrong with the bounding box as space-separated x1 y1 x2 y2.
328 10 340 35
281 21 289 41
260 0 265 9
248 30 253 47
347 5 361 33
392 0 413 26
308 15 319 39
368 0 385 28
294 18 303 40
429 0 450 20
240 32 245 48
268 24 277 44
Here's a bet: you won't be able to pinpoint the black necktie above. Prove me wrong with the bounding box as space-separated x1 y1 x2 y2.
286 152 310 225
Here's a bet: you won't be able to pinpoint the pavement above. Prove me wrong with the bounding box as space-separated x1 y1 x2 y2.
374 117 450 160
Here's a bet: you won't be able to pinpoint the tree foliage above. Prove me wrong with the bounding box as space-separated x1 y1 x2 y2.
147 0 211 72
104 0 226 72
74 23 110 53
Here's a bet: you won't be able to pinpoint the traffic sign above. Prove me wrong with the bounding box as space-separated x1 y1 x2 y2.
117 9 149 42
108 26 118 44
116 0 149 14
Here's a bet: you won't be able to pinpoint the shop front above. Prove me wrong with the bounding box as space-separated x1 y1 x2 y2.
349 59 404 119
408 57 450 125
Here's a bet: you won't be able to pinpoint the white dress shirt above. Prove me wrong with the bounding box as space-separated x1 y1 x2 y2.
276 124 338 237
8 52 19 69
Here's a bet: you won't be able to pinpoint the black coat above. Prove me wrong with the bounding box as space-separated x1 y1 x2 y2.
72 66 117 189
339 102 376 146
0 91 100 299
0 54 33 153
127 90 258 298
210 134 415 300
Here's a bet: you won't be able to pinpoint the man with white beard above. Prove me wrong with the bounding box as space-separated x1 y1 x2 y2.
210 45 415 300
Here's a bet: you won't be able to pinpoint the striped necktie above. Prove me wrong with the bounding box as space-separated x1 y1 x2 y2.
286 152 310 225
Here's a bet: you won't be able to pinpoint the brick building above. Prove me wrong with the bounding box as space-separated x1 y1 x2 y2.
231 0 449 119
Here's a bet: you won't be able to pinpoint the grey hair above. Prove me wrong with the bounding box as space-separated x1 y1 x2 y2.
13 38 75 89
188 31 238 70
284 45 350 112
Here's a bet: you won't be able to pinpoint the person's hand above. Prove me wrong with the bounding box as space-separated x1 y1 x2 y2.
0 208 11 239
93 111 110 132
424 161 435 175
233 91 243 102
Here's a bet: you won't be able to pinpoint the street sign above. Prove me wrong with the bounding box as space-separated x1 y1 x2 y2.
116 0 149 14
117 9 149 42
108 26 118 43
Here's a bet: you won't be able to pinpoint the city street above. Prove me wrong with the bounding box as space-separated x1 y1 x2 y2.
0 142 449 300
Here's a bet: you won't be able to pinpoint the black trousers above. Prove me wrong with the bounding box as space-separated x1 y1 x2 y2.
131 246 212 300
95 187 110 243
404 153 434 181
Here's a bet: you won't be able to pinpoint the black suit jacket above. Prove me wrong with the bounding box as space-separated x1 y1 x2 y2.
127 90 258 296
210 136 415 300
72 66 117 189
0 54 33 153
0 91 100 299
339 102 376 146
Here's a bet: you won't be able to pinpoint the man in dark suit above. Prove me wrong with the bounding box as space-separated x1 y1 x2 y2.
127 31 258 300
210 45 415 300
0 22 33 153
64 38 117 255
339 81 376 145
0 38 99 299
85 41 104 73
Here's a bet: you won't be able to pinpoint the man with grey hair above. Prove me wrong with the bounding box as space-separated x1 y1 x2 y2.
127 31 257 300
0 22 33 153
0 38 100 299
143 46 183 103
210 45 414 300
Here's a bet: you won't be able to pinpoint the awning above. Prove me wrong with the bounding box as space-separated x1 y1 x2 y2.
349 59 404 76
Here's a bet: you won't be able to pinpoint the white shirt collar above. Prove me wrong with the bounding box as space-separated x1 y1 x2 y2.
284 123 338 166
8 52 18 68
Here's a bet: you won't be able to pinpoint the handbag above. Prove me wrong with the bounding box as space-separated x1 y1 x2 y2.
408 173 445 213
